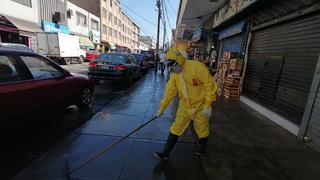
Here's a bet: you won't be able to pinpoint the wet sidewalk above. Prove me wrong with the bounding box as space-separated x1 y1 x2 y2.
14 72 320 180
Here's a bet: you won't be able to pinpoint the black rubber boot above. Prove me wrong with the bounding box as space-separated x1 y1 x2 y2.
195 137 208 156
154 133 179 161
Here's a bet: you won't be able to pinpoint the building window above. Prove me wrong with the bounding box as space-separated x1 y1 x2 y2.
11 0 32 7
114 30 117 38
103 25 107 35
110 0 112 7
91 19 99 31
114 17 117 25
102 8 107 19
108 13 112 23
76 12 87 27
108 27 112 37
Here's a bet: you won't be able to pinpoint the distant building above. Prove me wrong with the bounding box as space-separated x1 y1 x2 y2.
139 36 156 50
138 41 148 52
0 0 41 49
100 0 140 52
67 1 100 49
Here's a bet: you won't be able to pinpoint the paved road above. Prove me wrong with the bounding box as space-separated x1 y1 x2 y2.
61 62 90 75
0 64 136 179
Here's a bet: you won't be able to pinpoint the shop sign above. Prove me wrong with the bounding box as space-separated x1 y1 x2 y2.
218 21 246 40
177 24 185 39
213 0 256 28
191 27 202 42
42 21 70 34
89 30 100 44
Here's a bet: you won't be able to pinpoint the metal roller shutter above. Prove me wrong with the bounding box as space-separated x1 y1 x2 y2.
243 13 320 125
306 86 320 146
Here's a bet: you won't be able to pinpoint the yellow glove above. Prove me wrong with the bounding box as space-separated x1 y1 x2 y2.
153 110 163 118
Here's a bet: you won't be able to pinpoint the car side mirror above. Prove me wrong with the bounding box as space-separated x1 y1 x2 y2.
63 70 71 77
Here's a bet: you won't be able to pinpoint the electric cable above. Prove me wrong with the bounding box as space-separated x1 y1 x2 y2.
121 2 163 28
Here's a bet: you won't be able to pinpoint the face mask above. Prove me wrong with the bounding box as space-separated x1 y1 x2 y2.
170 62 183 73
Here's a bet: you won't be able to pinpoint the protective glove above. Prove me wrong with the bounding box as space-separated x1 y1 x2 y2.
202 106 212 119
153 110 163 118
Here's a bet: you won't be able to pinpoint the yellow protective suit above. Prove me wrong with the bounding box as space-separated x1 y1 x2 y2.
159 60 217 138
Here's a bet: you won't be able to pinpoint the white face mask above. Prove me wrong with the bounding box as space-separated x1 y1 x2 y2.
170 62 182 73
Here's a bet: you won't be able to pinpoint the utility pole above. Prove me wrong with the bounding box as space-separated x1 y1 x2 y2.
155 0 161 73
162 23 166 52
162 0 166 52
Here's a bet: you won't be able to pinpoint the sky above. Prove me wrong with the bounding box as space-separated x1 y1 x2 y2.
120 0 180 46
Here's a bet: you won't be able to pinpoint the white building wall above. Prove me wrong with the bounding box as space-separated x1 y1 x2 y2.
138 41 149 51
67 1 89 37
0 0 39 24
88 13 100 44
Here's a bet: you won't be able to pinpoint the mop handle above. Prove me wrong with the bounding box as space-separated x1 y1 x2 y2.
68 116 158 175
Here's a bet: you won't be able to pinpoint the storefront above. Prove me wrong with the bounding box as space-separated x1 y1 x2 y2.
89 30 101 49
79 36 95 50
242 7 320 137
0 15 42 49
217 21 247 60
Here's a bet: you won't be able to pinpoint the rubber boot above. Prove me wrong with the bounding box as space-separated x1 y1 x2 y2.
154 133 179 161
195 137 208 156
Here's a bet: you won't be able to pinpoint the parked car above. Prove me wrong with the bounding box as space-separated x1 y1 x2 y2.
0 47 95 120
85 49 100 62
141 50 155 68
88 53 142 85
0 43 35 53
131 53 149 74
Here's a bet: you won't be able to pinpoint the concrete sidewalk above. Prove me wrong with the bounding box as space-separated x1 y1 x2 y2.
14 72 320 180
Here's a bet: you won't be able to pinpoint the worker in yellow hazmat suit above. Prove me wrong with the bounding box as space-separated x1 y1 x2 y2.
153 47 217 161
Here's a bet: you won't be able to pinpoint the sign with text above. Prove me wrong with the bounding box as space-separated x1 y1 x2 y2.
42 21 70 34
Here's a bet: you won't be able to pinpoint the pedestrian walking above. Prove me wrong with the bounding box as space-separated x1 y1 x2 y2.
153 47 217 161
159 51 166 74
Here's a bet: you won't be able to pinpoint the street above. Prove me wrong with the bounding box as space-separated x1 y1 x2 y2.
1 0 320 179
0 64 134 179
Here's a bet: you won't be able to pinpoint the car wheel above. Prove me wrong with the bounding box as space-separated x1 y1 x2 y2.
77 87 93 109
138 70 142 78
124 75 133 86
79 56 84 64
93 79 100 84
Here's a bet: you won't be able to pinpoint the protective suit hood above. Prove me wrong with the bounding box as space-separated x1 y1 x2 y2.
165 47 186 66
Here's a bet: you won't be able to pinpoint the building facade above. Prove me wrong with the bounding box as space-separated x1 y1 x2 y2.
100 0 140 52
0 0 41 49
139 36 156 50
176 0 320 148
67 1 100 49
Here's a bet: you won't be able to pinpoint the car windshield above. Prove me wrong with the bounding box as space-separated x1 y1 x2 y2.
95 54 126 63
132 54 144 62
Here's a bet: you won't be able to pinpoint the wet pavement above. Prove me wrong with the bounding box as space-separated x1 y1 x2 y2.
0 65 131 179
11 71 320 180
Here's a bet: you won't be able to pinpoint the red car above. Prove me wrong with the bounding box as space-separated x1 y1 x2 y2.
85 50 100 62
0 46 95 120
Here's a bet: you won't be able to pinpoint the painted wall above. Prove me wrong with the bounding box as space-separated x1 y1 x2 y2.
0 0 39 23
67 1 89 37
89 13 100 44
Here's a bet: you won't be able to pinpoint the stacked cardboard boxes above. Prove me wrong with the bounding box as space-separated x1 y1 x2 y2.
216 52 243 100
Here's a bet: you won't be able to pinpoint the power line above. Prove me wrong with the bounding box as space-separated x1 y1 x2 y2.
121 3 160 28
163 0 173 30
167 0 177 15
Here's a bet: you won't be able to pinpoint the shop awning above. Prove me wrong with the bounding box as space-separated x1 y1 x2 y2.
5 16 42 36
109 42 117 50
79 36 95 49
